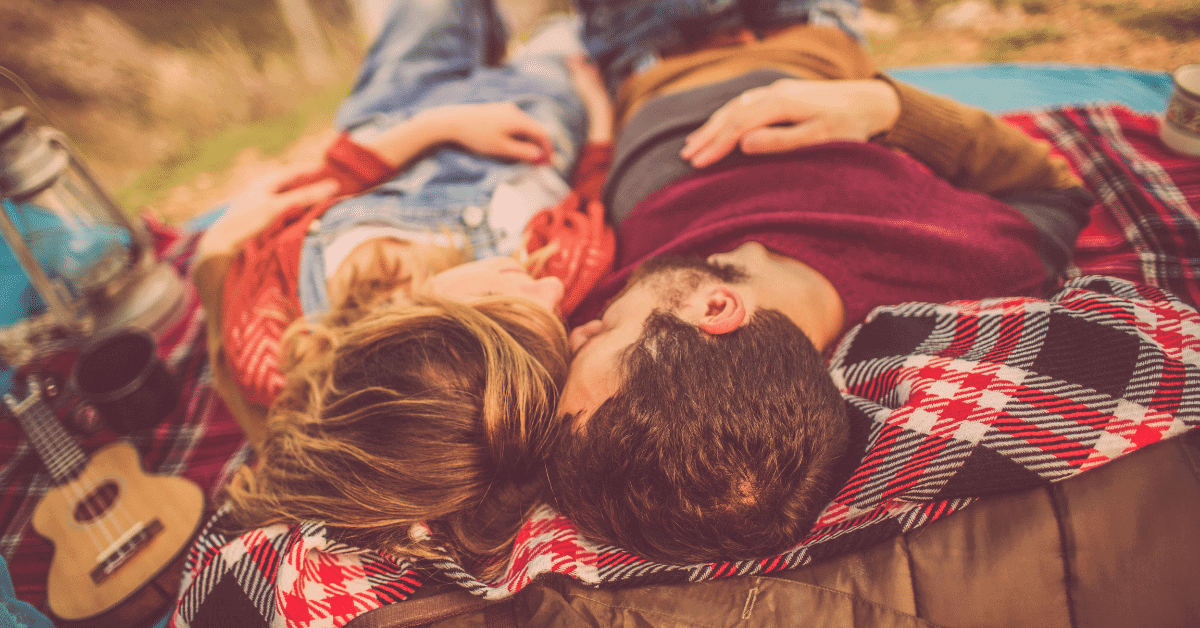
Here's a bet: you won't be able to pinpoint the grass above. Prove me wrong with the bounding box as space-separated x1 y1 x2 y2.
115 77 353 212
985 25 1067 61
866 32 900 57
1019 0 1051 15
1119 5 1200 42
91 0 357 68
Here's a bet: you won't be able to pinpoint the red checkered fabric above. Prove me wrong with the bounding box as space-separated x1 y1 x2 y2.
1006 105 1200 304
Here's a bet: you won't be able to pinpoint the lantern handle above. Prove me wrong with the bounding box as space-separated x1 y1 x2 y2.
0 65 58 129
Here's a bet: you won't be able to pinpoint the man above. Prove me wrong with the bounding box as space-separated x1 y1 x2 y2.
547 0 1093 564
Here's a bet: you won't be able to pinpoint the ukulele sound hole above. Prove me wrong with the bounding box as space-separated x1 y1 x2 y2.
73 481 120 523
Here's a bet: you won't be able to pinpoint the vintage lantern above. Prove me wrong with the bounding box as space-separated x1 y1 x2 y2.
0 106 185 366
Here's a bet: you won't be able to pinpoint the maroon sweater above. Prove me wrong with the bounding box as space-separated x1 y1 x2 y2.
571 141 1057 331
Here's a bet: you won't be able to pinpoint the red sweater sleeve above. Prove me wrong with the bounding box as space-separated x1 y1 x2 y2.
570 141 613 202
278 133 396 197
522 141 616 318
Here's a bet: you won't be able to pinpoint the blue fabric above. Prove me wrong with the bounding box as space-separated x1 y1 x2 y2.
0 556 54 628
575 0 865 92
1 199 132 331
296 0 588 316
888 63 1173 114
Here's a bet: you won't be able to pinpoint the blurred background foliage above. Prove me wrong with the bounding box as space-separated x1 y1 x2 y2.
0 0 364 209
0 0 1195 221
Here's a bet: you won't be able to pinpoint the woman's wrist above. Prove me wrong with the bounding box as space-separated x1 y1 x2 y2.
586 118 613 143
364 111 451 166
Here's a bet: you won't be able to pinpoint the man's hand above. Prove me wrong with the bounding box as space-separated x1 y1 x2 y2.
197 163 339 259
680 79 902 169
567 54 614 143
420 102 556 164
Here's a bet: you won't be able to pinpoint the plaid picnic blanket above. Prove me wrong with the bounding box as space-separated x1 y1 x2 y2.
0 221 252 610
167 103 1200 628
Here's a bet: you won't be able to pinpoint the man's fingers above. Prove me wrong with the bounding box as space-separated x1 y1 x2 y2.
740 121 828 155
681 108 729 159
687 111 755 167
682 93 797 167
686 135 740 168
682 109 748 167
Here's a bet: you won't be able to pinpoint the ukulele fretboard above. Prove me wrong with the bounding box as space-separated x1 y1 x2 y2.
3 383 88 484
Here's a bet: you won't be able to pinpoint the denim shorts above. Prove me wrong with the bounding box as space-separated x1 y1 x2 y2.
574 0 865 92
296 0 589 315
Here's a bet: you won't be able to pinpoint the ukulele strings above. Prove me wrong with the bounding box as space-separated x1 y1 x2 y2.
44 405 148 561
79 453 142 556
53 409 145 559
24 390 144 557
21 397 115 552
23 377 156 565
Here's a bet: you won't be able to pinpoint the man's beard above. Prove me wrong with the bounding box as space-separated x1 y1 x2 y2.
624 254 749 309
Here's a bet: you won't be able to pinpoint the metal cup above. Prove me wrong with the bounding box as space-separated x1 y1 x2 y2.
1161 64 1200 157
70 327 178 433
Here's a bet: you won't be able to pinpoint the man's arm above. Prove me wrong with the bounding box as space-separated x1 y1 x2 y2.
876 76 1080 195
679 76 1082 195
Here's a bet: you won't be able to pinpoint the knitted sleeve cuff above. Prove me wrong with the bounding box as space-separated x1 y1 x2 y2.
872 72 973 181
323 132 397 194
871 73 1083 193
571 141 614 199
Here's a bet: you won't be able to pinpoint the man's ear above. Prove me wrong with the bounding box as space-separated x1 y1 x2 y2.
689 285 747 336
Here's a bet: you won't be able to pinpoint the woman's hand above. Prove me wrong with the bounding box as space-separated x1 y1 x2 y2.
567 54 614 143
420 102 555 164
680 79 902 169
197 163 339 259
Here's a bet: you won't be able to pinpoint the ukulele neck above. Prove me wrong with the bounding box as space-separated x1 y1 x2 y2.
3 384 88 485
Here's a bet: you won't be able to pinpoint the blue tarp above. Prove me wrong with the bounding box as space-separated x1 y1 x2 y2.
888 63 1173 114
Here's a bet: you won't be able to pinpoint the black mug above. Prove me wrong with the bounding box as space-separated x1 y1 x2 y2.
71 327 179 433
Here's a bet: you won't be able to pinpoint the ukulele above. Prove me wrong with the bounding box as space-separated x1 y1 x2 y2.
3 376 204 626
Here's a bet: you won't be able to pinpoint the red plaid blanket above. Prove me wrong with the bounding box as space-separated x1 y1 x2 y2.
165 104 1200 628
1007 105 1200 302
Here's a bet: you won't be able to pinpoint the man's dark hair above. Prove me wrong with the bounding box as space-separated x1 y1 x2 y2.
549 308 849 564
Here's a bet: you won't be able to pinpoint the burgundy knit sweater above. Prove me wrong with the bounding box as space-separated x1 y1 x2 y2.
571 141 1054 331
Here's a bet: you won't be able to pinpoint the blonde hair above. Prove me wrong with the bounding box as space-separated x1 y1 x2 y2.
226 294 570 580
326 236 468 320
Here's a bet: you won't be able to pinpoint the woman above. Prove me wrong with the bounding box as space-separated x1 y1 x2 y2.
191 0 612 578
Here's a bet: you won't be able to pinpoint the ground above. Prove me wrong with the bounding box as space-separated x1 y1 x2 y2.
146 0 1200 225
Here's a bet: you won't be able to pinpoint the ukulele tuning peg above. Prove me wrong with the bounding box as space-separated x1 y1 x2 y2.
40 377 58 400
